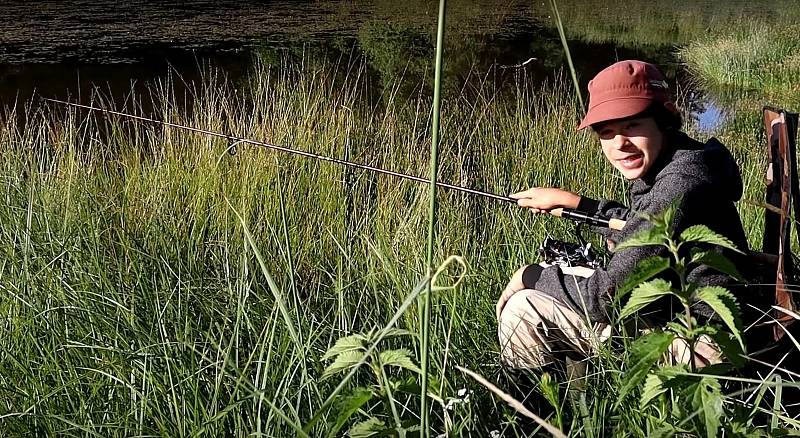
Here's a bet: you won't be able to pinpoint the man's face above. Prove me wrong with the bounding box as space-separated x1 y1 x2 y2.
595 116 664 180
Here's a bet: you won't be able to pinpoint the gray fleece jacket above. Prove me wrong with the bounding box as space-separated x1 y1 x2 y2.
522 132 752 324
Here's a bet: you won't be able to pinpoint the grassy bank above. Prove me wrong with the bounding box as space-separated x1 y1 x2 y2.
678 23 800 110
526 0 800 49
0 58 793 436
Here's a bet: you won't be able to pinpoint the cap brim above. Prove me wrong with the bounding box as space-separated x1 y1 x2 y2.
577 97 653 130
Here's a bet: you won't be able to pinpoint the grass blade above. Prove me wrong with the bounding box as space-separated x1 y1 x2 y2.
420 0 449 435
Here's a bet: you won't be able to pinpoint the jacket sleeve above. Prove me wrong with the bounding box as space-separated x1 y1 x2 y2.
576 196 633 242
530 173 700 324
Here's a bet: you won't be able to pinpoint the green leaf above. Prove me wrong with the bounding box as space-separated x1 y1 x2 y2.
694 286 744 348
671 312 742 368
327 387 374 438
655 364 690 385
665 321 690 338
392 375 433 396
614 227 666 252
618 256 671 298
641 373 667 407
322 350 364 380
690 249 744 281
674 322 720 340
652 365 695 395
322 334 366 361
539 372 561 412
399 421 421 433
640 198 679 231
379 328 417 339
661 198 680 228
727 420 769 437
649 423 680 438
706 326 746 368
378 349 421 374
348 417 387 438
619 279 674 320
617 331 675 404
686 377 724 438
680 225 743 253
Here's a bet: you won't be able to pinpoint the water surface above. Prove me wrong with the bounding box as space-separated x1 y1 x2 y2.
3 0 776 130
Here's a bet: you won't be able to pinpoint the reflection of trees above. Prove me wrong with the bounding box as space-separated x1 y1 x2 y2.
251 17 675 106
358 22 433 91
248 0 800 111
322 0 528 38
354 16 657 98
322 0 800 51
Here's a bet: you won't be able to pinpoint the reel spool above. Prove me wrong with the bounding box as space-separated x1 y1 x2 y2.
538 224 606 269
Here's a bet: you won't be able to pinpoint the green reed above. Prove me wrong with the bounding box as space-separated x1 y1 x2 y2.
420 0 449 435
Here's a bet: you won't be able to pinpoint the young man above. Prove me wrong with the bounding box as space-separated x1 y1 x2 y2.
496 60 754 369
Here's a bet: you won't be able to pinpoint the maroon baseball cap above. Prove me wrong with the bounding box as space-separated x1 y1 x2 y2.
578 60 671 130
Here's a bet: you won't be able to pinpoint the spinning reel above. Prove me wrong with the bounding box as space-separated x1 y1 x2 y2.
538 223 606 269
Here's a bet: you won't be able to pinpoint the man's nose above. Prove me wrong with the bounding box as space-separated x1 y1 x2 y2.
612 134 630 149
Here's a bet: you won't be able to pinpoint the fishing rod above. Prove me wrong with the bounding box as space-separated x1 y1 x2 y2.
44 97 625 231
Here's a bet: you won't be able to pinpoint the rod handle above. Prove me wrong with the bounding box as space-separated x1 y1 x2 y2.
549 208 627 231
608 218 626 231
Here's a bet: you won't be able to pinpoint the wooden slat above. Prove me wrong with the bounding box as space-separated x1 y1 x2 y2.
762 107 800 341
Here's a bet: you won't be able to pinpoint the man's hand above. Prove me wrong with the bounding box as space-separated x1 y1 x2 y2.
510 187 581 213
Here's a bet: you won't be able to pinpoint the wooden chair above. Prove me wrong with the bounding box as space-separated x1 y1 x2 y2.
744 107 800 378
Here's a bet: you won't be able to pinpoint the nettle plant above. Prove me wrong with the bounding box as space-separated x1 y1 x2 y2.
321 327 425 438
612 201 754 437
315 256 468 438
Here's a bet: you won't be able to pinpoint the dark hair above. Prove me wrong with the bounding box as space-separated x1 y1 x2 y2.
590 102 683 133
643 102 683 132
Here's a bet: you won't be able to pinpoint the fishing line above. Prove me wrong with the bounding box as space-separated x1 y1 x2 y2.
44 97 625 230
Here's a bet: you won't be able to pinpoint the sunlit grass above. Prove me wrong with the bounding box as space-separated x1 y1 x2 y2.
0 58 624 435
530 0 800 49
679 22 800 109
0 53 794 435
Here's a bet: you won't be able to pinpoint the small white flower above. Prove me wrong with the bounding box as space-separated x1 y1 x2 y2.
444 388 473 411
490 430 501 438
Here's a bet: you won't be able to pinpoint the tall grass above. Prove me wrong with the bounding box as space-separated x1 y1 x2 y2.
530 0 800 49
0 58 619 435
0 53 792 435
678 22 800 109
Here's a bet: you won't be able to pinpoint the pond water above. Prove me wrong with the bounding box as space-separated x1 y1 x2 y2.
2 0 770 131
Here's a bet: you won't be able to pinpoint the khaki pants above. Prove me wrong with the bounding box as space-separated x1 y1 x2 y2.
498 267 722 369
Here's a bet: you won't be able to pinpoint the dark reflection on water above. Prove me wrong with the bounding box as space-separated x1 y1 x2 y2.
0 1 356 64
0 0 723 129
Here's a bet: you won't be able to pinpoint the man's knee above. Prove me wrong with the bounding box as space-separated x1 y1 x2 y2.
502 289 539 317
498 289 550 369
497 289 606 369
